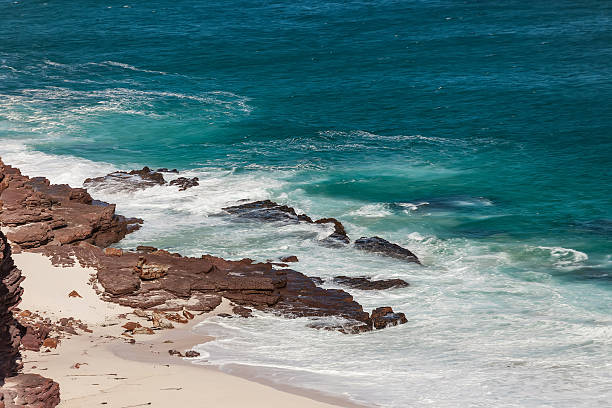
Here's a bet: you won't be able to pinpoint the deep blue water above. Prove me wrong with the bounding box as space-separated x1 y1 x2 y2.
1 1 611 406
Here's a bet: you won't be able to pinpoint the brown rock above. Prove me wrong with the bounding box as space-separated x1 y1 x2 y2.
104 247 123 257
68 290 82 298
132 327 154 335
42 338 58 349
0 159 142 249
184 350 200 358
279 256 299 263
121 322 142 331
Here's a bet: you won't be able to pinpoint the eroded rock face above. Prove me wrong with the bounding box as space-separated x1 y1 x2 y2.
0 158 142 249
222 200 350 244
0 232 24 378
333 276 410 290
354 237 420 263
0 374 60 408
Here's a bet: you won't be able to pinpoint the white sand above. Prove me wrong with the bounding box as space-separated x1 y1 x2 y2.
12 252 359 408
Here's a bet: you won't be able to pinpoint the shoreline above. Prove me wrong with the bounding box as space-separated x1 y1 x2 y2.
14 251 368 408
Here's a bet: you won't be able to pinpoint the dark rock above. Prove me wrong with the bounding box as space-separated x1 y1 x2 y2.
83 166 166 191
169 177 199 191
156 168 179 173
168 349 183 357
232 306 253 318
279 256 299 263
370 307 408 329
315 218 350 244
222 200 307 223
185 350 200 358
308 276 325 285
354 237 420 263
222 200 350 245
333 276 409 290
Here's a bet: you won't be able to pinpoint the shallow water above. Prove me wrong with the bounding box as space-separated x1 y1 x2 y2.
1 0 611 406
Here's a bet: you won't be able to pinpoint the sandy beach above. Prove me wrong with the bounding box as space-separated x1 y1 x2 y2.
13 252 361 408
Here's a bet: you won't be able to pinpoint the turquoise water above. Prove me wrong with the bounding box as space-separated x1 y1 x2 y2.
1 1 611 406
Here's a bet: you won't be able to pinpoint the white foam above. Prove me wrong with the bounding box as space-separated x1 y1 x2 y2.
348 203 392 218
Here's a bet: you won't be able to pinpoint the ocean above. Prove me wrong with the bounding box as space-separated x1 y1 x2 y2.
1 0 611 406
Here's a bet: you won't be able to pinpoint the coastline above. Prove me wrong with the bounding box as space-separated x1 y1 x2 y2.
14 251 368 408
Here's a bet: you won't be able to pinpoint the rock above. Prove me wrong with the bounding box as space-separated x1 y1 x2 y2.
370 307 408 330
333 276 410 290
0 232 25 377
0 373 60 408
136 246 158 253
68 290 82 298
132 327 154 335
156 168 179 173
354 237 420 263
0 159 142 249
20 324 50 352
232 306 253 318
121 322 141 331
135 257 169 280
223 200 311 223
279 256 298 263
6 223 52 249
83 166 166 191
152 312 174 329
169 177 199 191
42 338 58 349
104 247 123 257
164 313 188 324
184 350 200 358
168 349 183 357
314 218 350 244
308 276 325 285
182 310 194 320
33 244 408 333
222 200 352 245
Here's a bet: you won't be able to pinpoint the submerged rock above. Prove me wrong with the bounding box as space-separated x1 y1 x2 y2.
354 237 420 263
333 276 409 290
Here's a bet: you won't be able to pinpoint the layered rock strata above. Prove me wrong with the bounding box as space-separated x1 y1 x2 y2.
0 159 142 250
34 244 406 333
0 232 60 408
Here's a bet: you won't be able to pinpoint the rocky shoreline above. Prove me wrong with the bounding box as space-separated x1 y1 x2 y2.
0 158 420 406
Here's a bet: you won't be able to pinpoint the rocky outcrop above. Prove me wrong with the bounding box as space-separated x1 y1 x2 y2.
34 244 406 333
222 200 350 244
354 237 420 263
0 232 24 378
333 276 410 290
83 166 166 191
83 167 199 192
0 232 60 407
0 374 60 408
0 159 142 249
